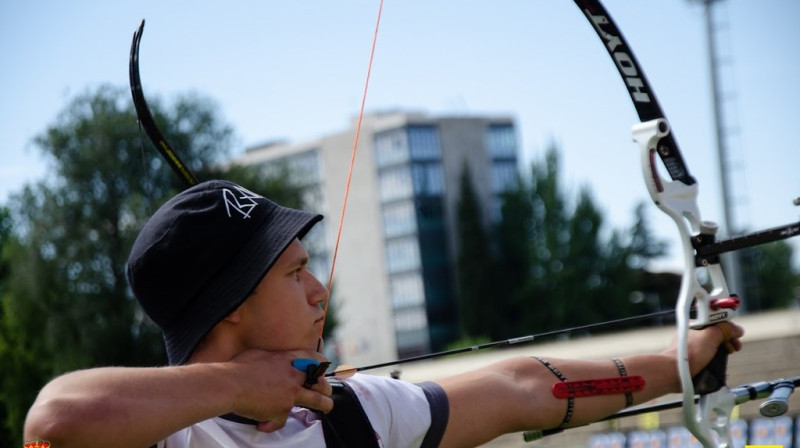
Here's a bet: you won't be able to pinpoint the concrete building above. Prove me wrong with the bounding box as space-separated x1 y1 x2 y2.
238 111 520 367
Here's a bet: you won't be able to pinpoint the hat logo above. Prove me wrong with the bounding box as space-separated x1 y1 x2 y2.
222 186 261 219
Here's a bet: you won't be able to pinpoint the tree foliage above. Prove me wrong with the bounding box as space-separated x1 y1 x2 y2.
740 241 800 310
0 85 306 445
507 148 657 336
455 142 799 345
454 164 496 338
456 144 670 341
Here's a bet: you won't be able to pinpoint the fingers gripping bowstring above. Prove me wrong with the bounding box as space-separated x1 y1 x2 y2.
318 0 385 347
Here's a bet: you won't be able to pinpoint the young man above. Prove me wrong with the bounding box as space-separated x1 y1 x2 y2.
24 180 743 448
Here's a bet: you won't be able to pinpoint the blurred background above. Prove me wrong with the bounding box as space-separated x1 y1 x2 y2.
1 1 798 447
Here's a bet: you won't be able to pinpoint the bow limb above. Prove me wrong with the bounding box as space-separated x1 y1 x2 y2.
633 119 738 448
570 1 742 444
129 19 198 188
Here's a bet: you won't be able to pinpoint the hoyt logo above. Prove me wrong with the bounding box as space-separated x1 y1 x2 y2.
584 9 651 104
709 311 730 323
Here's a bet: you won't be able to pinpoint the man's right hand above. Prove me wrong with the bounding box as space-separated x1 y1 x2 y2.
225 349 334 432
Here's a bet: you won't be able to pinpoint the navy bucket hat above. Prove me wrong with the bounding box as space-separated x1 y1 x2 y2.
127 180 323 365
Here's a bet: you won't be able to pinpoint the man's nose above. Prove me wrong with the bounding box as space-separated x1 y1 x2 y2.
307 273 329 306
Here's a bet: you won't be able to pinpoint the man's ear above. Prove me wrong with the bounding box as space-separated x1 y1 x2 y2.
222 307 243 324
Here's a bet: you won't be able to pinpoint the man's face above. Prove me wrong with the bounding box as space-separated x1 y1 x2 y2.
237 238 328 351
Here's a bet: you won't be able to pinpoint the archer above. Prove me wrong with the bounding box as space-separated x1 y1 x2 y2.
23 180 743 448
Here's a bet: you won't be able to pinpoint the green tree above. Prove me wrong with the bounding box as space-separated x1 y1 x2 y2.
628 202 669 267
740 241 800 311
557 188 625 327
0 85 306 446
493 169 534 340
626 202 674 314
0 206 17 446
513 147 570 335
472 144 667 340
0 207 9 287
454 164 495 339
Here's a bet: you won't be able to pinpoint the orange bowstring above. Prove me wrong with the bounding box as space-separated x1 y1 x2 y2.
318 0 384 348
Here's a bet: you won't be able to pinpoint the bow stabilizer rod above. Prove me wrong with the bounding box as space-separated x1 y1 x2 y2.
522 375 800 443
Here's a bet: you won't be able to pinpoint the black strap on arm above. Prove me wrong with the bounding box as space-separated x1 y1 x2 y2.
321 379 380 448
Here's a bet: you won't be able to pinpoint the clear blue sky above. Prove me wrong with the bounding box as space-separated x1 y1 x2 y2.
2 0 798 271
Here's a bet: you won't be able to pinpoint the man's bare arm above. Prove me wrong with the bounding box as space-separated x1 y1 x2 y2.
24 350 332 448
436 323 743 448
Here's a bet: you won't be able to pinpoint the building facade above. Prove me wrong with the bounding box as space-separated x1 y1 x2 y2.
238 111 520 367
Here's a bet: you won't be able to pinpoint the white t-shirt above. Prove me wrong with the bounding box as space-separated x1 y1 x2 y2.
158 373 448 448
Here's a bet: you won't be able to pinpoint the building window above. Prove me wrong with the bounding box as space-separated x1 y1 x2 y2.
393 307 428 332
254 149 328 277
489 200 503 224
375 129 409 168
411 164 444 195
491 161 518 193
395 328 429 350
303 225 329 278
385 237 421 273
289 150 321 183
378 166 413 202
394 307 429 350
259 149 321 187
389 273 425 308
408 126 441 161
382 201 417 238
486 124 517 159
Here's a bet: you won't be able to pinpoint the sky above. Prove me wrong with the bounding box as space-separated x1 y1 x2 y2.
1 0 798 272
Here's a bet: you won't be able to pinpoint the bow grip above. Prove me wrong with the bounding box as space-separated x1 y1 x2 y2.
691 298 739 395
692 338 729 395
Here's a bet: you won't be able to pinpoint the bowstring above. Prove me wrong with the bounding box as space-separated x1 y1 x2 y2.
318 0 385 347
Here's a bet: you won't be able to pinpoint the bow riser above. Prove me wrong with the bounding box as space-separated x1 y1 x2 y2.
633 118 735 448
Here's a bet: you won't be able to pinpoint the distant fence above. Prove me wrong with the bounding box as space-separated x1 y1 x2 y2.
587 415 797 448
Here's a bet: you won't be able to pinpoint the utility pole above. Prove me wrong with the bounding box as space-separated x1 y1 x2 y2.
694 0 746 308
